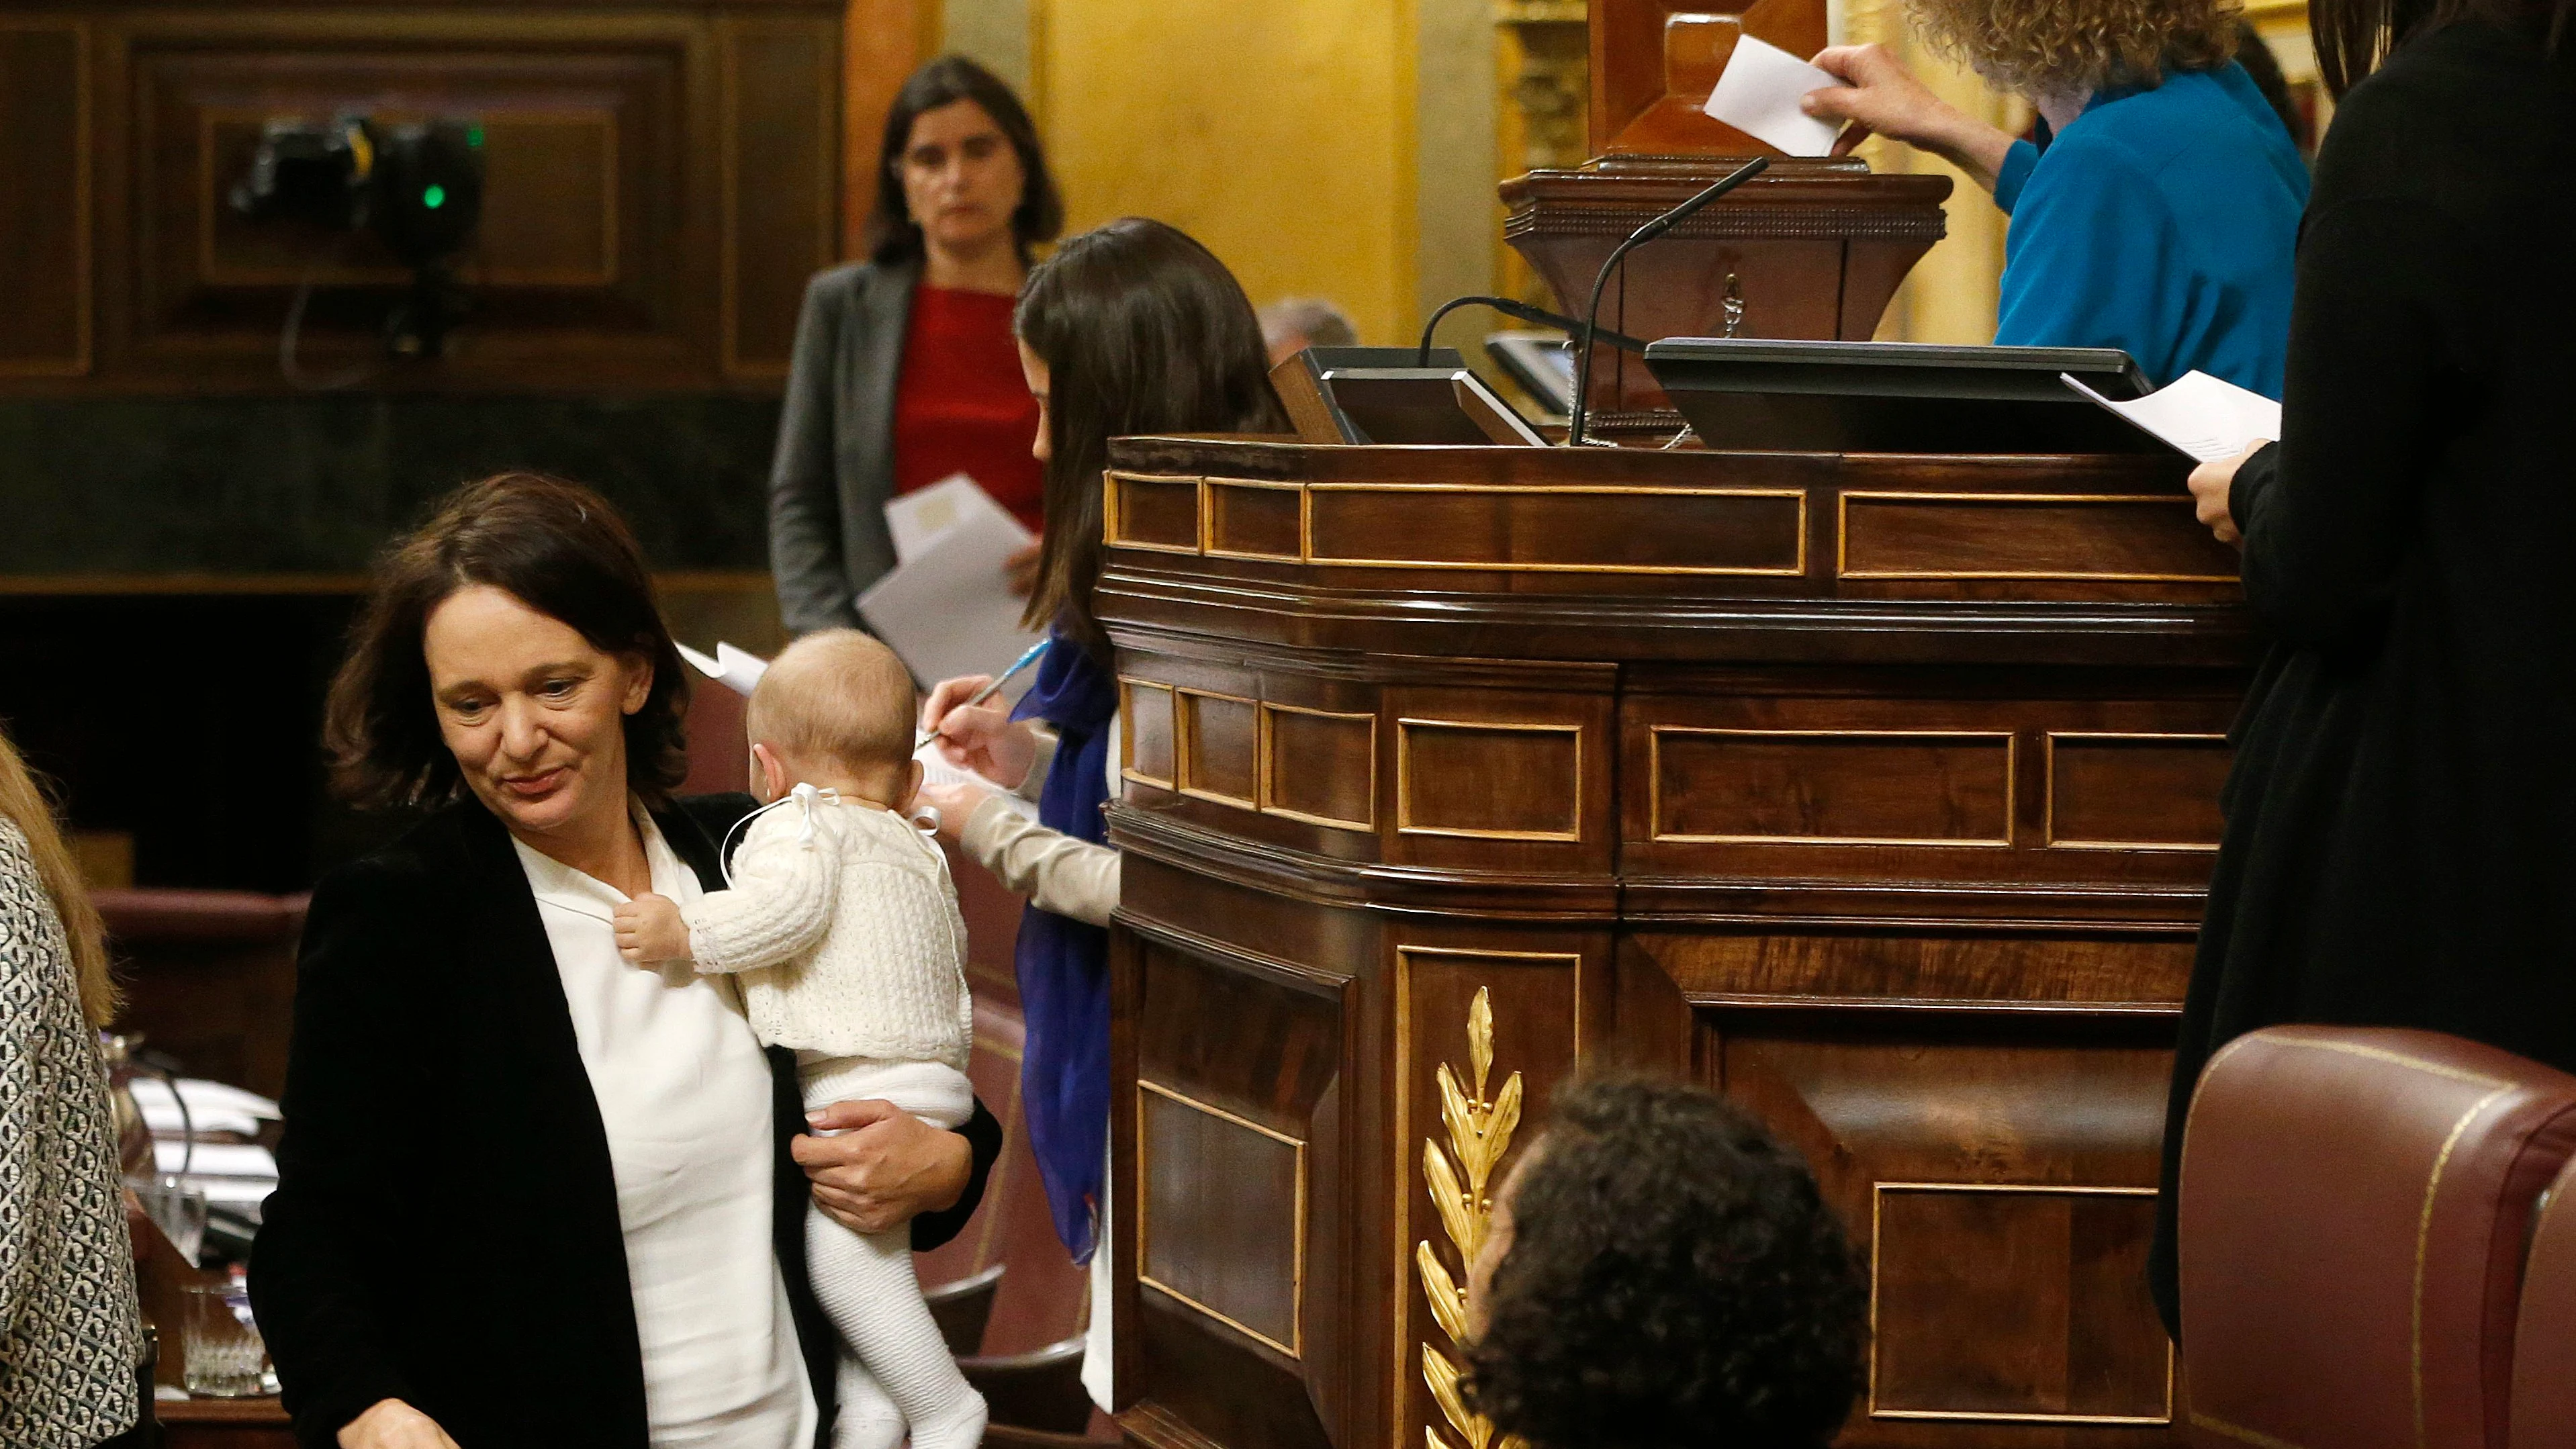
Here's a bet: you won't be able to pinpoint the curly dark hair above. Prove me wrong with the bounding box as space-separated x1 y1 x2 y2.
1463 1076 1868 1449
323 472 690 810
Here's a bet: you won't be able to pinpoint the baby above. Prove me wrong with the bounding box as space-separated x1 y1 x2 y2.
614 630 984 1449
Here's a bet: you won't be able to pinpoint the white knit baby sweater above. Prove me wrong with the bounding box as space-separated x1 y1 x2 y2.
682 788 973 1072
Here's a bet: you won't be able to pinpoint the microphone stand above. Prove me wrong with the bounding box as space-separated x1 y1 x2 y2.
1565 156 1769 448
1415 295 1650 368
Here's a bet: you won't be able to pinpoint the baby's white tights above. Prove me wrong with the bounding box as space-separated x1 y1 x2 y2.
800 1055 987 1449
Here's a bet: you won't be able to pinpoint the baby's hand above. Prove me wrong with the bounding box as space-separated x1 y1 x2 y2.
614 892 693 966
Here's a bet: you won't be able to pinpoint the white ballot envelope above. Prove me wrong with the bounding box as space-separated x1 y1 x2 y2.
862 477 1043 701
2062 370 2283 463
1703 36 1844 157
678 641 770 697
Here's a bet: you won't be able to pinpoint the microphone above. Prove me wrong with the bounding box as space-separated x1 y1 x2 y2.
1414 294 1650 368
1565 156 1769 448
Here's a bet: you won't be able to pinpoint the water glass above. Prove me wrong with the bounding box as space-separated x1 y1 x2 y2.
136 1174 207 1267
181 1278 269 1397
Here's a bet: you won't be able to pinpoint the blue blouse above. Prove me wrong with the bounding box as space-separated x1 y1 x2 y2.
1992 62 2309 398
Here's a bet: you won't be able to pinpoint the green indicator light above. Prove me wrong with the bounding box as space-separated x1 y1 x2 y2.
467 126 485 148
422 185 446 209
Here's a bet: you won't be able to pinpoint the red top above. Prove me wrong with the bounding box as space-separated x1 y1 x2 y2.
890 285 1046 532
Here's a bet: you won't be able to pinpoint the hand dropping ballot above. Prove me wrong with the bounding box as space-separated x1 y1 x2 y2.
1702 36 1844 158
2061 370 2282 463
860 474 1043 706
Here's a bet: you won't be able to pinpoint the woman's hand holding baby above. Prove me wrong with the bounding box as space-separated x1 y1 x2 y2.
921 674 1038 789
612 892 692 965
796 1098 972 1233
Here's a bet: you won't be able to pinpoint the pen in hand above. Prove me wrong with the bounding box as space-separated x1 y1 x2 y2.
916 638 1052 751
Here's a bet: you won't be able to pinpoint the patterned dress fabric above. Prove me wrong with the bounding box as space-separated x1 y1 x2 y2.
0 817 143 1447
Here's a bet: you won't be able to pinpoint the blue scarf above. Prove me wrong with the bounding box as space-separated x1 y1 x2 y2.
1009 633 1119 1262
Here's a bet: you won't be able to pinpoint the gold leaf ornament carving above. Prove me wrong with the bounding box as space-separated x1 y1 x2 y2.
1414 986 1526 1449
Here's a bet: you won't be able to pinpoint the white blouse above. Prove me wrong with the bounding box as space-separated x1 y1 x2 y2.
514 810 816 1448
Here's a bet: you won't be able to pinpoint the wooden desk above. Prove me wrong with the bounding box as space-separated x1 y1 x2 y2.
1095 436 2245 1448
159 1395 293 1449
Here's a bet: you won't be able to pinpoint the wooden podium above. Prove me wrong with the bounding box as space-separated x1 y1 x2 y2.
1097 432 2246 1448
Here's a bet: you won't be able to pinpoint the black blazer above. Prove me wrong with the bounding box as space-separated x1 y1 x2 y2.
248 793 1001 1449
768 259 919 637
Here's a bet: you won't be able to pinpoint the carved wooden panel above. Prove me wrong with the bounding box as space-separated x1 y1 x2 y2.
1179 690 1260 808
1713 1019 2180 1441
6 2 839 396
1260 703 1375 833
1307 483 1805 575
1398 718 1583 842
1138 1080 1304 1358
717 14 838 378
1205 479 1303 561
1107 472 1203 553
1870 1184 2171 1424
1839 493 2242 585
2046 734 2230 852
1121 677 1177 790
1652 728 2015 847
0 21 90 375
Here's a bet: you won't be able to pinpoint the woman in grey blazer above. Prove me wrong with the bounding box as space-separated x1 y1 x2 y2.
770 56 1064 637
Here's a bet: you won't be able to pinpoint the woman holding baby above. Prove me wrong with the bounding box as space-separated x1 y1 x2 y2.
250 474 1003 1449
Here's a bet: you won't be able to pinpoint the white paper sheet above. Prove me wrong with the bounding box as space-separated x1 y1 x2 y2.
678 641 769 698
916 742 1039 822
1703 35 1843 157
154 1139 278 1180
862 480 1044 702
2062 370 2283 463
888 473 1028 567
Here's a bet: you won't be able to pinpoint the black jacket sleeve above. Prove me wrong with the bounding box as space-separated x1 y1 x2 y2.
247 862 422 1449
2229 84 2481 652
770 269 860 637
909 1094 1003 1252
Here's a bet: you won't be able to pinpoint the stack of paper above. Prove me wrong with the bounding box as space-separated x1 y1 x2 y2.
862 475 1044 702
2061 371 2283 463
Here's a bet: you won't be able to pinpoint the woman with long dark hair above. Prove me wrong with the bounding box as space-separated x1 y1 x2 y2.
911 218 1289 1407
770 56 1065 635
2161 0 2576 1334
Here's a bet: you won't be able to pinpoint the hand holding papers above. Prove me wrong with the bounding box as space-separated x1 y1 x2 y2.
2062 370 2283 464
1704 36 1844 157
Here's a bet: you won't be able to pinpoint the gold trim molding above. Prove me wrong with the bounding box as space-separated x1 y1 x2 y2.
1397 718 1585 843
1836 491 2241 583
2041 731 2229 853
1647 727 2016 847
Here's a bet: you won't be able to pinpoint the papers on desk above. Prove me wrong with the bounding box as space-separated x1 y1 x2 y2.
2061 370 2282 463
862 475 1044 704
917 744 1039 823
129 1076 279 1139
1703 36 1843 157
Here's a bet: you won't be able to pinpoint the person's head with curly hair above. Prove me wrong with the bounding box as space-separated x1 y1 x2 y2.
1904 0 2242 97
1461 1076 1866 1449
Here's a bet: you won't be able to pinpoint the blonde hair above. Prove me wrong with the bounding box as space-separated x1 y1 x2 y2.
1904 0 2241 94
747 630 919 780
0 726 119 1029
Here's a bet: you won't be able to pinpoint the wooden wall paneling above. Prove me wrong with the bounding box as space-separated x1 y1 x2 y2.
837 0 931 259
719 12 840 378
1708 1011 2180 1438
0 19 91 376
111 10 719 389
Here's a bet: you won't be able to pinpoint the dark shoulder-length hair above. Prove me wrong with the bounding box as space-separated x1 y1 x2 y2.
865 55 1063 268
1013 218 1289 660
2311 0 2573 94
1463 1076 1867 1449
324 472 690 810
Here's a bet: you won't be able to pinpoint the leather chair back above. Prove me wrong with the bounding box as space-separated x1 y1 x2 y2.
2180 1025 2576 1449
2511 1156 2576 1449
